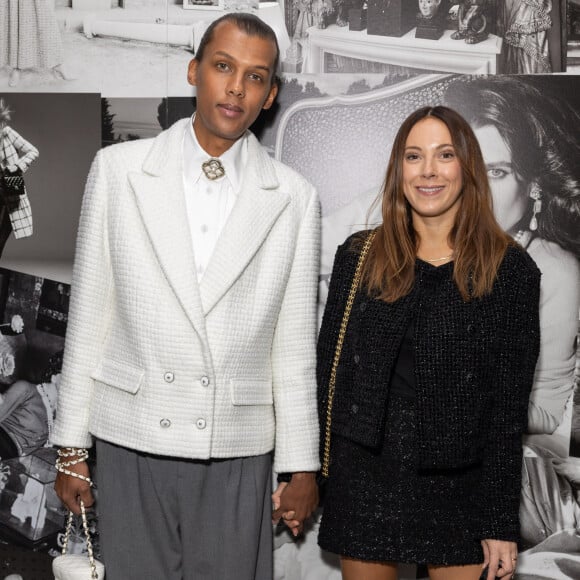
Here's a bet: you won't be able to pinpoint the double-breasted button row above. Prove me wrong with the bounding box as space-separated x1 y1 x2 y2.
159 418 207 429
163 372 210 388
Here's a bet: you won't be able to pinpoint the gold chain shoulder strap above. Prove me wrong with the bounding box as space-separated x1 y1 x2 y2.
321 230 377 477
61 499 100 580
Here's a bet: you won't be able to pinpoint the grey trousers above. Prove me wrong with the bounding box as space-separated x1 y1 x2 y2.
95 440 273 580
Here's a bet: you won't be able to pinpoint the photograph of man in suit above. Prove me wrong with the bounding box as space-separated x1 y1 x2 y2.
52 13 320 580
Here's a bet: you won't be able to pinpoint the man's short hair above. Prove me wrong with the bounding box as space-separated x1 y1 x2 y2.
194 13 280 81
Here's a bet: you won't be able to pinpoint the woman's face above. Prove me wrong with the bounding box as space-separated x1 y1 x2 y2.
474 124 527 233
402 117 463 224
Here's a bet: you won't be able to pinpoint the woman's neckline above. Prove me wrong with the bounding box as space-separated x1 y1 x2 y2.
415 257 454 269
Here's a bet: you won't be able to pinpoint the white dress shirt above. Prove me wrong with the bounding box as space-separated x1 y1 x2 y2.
182 117 248 280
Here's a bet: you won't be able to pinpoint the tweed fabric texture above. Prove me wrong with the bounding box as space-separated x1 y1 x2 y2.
52 119 321 474
0 0 64 70
0 126 37 239
319 393 484 565
318 231 541 543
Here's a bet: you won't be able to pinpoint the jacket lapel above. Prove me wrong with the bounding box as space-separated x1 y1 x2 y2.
128 119 207 339
199 134 290 316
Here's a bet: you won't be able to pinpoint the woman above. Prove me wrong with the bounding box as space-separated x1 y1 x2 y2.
317 106 540 580
0 0 70 87
446 76 580 440
0 99 37 258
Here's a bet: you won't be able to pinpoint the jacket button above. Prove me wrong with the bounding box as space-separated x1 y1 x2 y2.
353 354 360 364
351 404 359 414
160 418 171 428
196 418 207 429
359 302 367 312
465 372 474 382
164 372 174 383
200 376 210 387
467 323 475 333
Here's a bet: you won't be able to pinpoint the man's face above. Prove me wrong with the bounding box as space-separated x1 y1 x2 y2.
419 0 442 18
187 21 278 157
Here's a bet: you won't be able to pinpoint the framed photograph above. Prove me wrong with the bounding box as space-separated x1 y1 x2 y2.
569 0 580 42
183 0 223 10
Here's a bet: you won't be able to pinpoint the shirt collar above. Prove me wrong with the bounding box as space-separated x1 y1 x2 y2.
184 114 248 194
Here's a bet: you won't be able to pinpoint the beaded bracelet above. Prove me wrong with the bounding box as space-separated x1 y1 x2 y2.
55 447 93 486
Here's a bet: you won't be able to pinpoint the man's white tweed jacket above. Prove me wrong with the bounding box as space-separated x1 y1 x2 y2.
52 119 321 473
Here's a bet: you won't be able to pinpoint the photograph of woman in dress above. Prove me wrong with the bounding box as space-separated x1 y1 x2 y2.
0 99 38 258
0 346 61 460
317 106 541 580
0 0 71 87
445 76 580 446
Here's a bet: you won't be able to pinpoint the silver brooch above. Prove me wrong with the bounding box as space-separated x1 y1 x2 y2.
202 158 225 180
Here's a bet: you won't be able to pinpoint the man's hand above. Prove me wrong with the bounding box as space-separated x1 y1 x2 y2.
54 459 94 515
272 472 318 537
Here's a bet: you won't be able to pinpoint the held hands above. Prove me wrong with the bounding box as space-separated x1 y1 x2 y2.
481 539 518 580
272 472 318 537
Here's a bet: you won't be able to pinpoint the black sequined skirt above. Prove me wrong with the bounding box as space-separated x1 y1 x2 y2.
318 393 484 565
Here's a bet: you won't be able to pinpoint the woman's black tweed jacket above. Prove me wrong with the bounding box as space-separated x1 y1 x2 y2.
317 231 541 542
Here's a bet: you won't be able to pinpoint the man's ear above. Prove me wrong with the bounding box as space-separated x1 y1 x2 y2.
187 59 199 87
262 82 278 111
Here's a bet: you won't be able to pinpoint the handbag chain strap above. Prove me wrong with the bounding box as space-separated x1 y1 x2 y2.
61 499 99 580
321 230 376 478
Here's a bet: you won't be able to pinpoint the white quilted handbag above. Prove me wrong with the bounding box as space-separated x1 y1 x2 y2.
52 500 105 580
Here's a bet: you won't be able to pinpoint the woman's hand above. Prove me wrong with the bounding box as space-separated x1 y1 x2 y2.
481 539 518 579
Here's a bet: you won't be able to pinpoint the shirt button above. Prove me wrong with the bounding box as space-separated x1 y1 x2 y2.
200 376 210 387
196 418 207 430
201 224 208 234
350 404 359 414
160 418 171 428
465 372 474 382
354 354 360 364
164 372 174 383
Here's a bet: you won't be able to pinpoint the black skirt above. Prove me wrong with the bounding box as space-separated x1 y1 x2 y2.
318 392 485 566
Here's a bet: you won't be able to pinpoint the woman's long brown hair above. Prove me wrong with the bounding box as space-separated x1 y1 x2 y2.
360 106 513 302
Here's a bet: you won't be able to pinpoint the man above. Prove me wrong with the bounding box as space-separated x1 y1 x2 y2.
52 13 319 580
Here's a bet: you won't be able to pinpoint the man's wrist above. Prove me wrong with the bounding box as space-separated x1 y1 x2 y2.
277 471 316 483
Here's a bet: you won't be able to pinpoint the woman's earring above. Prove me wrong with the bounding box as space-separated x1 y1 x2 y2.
529 183 542 231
